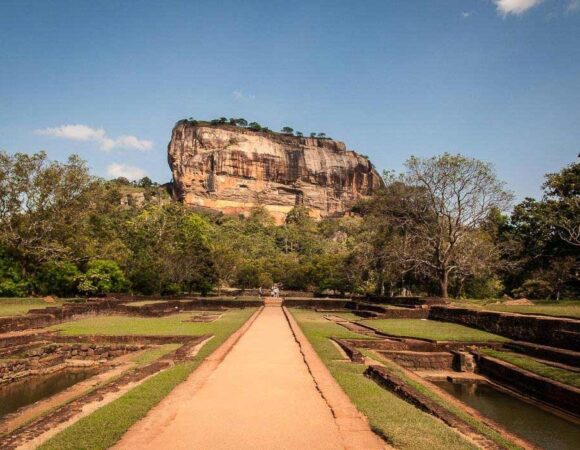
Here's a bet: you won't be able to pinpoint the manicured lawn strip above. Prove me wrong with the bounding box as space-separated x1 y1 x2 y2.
123 300 177 307
330 312 365 321
480 349 580 388
361 319 507 342
0 297 65 316
451 300 580 319
50 312 239 336
484 303 580 319
131 344 182 366
39 308 256 450
290 309 477 450
365 350 522 450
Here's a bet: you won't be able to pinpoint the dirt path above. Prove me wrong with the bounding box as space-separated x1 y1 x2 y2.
115 305 383 449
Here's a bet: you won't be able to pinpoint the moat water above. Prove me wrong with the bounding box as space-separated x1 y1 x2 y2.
434 380 580 450
0 368 97 420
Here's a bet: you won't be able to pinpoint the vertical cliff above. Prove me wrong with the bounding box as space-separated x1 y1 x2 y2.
168 121 383 223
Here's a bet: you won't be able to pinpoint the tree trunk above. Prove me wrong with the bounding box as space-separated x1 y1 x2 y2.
439 269 449 298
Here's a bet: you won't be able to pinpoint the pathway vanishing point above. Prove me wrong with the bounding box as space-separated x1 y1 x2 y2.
114 302 386 449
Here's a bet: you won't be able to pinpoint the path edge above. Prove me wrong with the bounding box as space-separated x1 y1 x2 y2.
283 306 389 450
113 306 264 449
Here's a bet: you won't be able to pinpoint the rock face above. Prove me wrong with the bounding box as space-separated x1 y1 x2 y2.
168 122 383 223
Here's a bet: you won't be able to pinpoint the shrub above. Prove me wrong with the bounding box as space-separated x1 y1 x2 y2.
0 250 28 296
79 260 128 295
35 262 81 297
513 278 553 300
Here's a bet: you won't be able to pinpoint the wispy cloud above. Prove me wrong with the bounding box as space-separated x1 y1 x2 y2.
567 0 580 12
35 124 152 151
232 90 255 101
493 0 543 16
106 163 147 180
461 11 473 18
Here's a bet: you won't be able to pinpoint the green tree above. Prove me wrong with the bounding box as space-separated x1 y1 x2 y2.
81 259 128 294
281 126 294 135
36 261 81 297
404 154 512 298
0 151 102 272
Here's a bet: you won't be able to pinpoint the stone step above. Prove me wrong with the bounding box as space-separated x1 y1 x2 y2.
263 297 284 307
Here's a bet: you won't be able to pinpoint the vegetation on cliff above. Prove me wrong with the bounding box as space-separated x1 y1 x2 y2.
0 149 577 299
179 117 330 139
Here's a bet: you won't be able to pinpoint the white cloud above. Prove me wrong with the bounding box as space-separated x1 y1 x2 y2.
232 90 255 101
493 0 543 15
462 11 473 18
35 124 152 151
106 163 147 181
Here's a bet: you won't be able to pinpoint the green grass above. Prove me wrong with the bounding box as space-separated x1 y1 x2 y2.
451 299 580 319
366 350 521 450
131 344 181 366
51 313 234 336
123 300 181 307
480 349 580 388
361 319 508 342
0 297 66 316
290 309 479 450
327 312 364 321
39 308 256 450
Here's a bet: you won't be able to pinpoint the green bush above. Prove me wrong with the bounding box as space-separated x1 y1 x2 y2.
513 278 553 300
78 260 128 295
35 262 80 297
463 277 504 299
0 250 29 296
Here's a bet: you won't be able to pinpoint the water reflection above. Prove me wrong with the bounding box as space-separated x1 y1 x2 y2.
434 380 580 450
0 368 97 420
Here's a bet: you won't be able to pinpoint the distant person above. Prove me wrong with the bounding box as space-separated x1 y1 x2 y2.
258 286 263 297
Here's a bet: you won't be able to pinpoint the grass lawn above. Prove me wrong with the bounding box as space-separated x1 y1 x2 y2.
480 349 580 388
123 300 185 307
0 297 66 317
367 350 521 450
327 312 364 321
451 299 580 319
51 312 243 336
290 309 480 450
361 319 508 342
39 307 256 450
131 344 182 366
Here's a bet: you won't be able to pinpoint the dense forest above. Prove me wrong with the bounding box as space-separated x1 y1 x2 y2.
0 150 577 299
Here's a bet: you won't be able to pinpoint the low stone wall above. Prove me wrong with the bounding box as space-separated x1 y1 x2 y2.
0 343 145 384
342 338 503 353
364 295 448 307
364 365 505 449
429 306 580 351
475 353 580 416
366 308 429 319
283 298 352 309
377 350 454 370
332 338 365 363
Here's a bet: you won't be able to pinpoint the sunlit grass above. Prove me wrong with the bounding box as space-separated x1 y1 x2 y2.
0 297 65 316
361 318 507 342
39 308 256 450
451 299 580 319
480 349 580 388
290 309 480 450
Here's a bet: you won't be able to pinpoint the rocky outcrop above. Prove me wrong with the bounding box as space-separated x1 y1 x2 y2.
167 122 383 223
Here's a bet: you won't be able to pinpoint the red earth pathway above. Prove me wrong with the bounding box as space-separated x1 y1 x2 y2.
114 303 386 449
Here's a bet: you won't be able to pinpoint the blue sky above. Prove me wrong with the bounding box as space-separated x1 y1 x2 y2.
1 0 579 200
